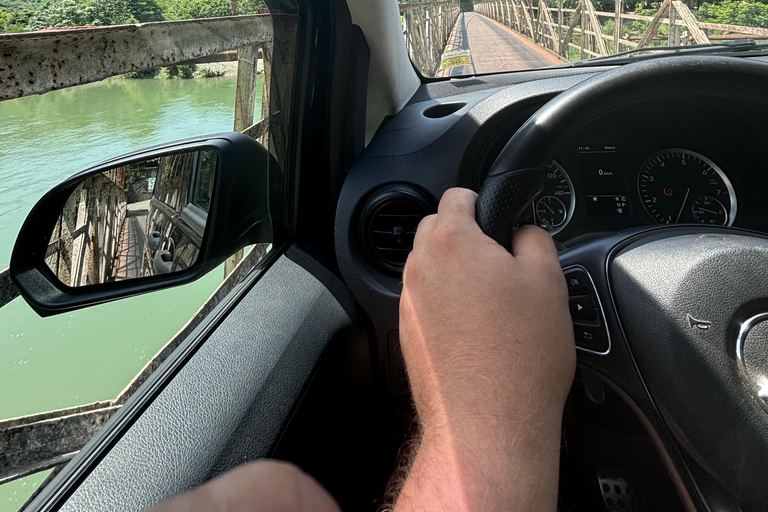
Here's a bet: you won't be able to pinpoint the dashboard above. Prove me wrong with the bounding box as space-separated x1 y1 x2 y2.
473 93 768 246
334 61 768 392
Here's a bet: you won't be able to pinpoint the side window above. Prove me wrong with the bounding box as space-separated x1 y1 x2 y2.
0 2 295 509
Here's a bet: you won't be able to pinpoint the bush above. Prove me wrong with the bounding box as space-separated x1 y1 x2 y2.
123 67 158 78
177 64 196 78
158 64 196 78
197 66 225 77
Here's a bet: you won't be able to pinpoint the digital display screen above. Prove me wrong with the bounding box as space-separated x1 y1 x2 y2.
578 145 630 217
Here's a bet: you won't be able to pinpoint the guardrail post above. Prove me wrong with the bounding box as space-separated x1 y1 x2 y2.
614 0 622 53
668 1 680 46
426 7 433 66
558 0 563 43
637 0 670 48
584 0 608 55
672 0 710 44
405 10 414 63
260 44 272 147
226 43 261 276
580 4 586 58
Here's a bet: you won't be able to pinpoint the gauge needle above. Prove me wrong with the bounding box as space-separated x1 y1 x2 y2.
675 188 691 223
697 207 718 215
542 201 556 215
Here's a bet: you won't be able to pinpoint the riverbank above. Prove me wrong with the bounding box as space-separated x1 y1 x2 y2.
123 60 264 80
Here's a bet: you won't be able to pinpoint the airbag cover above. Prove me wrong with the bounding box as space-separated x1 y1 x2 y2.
610 231 768 507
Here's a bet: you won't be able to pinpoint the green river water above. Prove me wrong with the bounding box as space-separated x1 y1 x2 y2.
0 74 263 511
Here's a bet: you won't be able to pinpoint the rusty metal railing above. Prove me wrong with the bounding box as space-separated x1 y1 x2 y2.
474 0 768 61
400 1 462 76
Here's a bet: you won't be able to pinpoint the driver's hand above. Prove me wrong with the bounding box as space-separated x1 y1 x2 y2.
398 187 575 508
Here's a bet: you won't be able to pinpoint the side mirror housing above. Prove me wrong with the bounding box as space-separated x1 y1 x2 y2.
10 132 272 316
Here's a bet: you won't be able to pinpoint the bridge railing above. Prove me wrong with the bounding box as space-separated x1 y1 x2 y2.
474 0 768 61
400 1 462 76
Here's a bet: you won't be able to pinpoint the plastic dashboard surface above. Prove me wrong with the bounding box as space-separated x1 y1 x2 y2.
335 62 768 393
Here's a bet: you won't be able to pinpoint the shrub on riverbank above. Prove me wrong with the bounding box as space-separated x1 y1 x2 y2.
158 64 196 78
123 67 158 79
197 66 225 78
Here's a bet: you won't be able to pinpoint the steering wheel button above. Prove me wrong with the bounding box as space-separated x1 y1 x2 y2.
574 325 609 352
569 295 597 321
564 269 591 296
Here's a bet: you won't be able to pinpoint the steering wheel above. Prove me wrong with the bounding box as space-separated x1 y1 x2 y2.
476 55 768 511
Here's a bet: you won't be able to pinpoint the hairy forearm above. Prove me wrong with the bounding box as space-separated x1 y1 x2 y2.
392 404 564 512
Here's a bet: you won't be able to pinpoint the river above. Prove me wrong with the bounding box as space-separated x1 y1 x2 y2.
0 73 263 511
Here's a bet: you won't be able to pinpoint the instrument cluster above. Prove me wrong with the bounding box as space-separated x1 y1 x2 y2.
520 144 741 240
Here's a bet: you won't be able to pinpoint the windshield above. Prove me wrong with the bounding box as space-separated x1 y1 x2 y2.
401 0 768 77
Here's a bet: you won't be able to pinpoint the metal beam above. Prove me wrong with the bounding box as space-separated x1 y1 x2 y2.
636 0 670 48
673 0 710 44
0 267 19 309
0 403 120 484
0 14 272 101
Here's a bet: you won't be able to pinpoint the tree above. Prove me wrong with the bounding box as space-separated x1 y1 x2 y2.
128 0 163 21
158 0 260 19
27 0 135 29
0 7 14 30
699 0 768 27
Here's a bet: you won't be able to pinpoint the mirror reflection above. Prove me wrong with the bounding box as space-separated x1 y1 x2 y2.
45 149 217 286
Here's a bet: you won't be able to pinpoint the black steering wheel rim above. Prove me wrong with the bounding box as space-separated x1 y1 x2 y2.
476 55 768 511
476 55 768 251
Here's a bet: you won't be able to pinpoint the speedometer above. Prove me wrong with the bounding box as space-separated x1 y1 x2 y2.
638 149 736 226
534 162 574 235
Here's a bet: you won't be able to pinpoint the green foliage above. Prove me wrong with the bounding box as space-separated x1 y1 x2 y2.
197 66 224 77
177 63 195 78
26 0 135 29
157 0 261 19
158 0 225 19
123 67 158 78
698 0 768 27
158 64 196 78
0 0 43 11
129 0 163 21
0 5 32 30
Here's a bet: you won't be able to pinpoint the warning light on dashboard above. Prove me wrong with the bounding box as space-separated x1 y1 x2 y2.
663 187 673 196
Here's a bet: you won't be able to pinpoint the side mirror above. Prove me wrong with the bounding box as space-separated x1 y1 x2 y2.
10 133 272 317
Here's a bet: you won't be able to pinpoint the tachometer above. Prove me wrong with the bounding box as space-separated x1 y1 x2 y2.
534 162 574 235
638 149 736 226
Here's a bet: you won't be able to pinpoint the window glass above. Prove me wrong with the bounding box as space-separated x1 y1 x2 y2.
405 0 768 77
0 4 287 509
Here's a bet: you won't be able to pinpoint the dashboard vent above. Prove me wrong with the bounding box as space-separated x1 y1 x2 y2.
360 185 434 273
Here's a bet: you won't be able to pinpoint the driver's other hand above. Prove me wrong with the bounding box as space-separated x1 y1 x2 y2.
145 460 341 512
400 187 576 439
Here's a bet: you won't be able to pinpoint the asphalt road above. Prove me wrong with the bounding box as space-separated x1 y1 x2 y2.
445 12 563 76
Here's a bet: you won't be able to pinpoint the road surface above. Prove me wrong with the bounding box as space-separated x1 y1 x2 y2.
440 12 563 77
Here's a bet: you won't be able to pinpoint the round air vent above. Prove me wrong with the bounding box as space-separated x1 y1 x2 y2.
359 185 434 273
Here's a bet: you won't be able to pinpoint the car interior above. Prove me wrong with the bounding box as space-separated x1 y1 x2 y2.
10 0 768 510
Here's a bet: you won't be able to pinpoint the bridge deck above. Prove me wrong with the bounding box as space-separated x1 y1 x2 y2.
440 12 563 77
